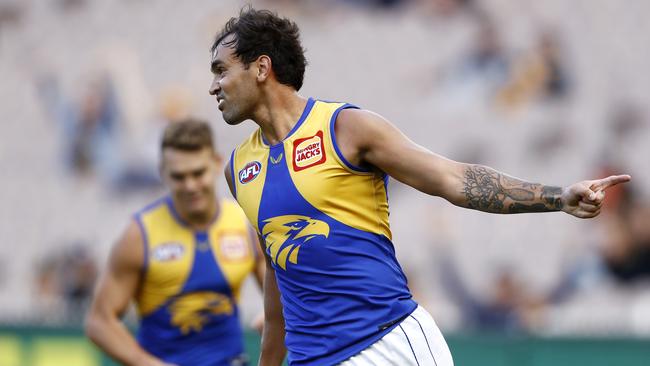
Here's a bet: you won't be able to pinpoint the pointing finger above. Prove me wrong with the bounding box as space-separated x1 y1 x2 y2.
591 174 631 191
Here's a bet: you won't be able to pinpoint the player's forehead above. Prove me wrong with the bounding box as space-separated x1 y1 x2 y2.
162 148 213 172
211 36 238 66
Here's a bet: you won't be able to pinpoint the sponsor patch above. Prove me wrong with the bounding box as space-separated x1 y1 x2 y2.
219 234 249 261
152 242 185 262
292 131 326 171
238 161 262 184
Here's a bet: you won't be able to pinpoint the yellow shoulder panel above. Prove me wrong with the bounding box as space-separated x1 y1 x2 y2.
135 201 195 316
285 101 392 239
232 130 269 232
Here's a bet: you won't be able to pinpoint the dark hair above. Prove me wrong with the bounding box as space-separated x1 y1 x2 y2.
161 118 215 152
211 7 307 90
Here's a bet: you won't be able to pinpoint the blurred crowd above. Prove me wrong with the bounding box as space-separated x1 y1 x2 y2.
1 0 649 336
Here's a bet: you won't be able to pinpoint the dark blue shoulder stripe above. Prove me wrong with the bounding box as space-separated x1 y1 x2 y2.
229 148 237 198
133 214 149 276
329 103 371 173
132 197 166 278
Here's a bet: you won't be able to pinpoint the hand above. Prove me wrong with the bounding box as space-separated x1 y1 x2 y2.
561 174 631 218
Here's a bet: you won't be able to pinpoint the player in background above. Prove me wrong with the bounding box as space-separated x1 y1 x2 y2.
209 8 631 366
86 119 264 366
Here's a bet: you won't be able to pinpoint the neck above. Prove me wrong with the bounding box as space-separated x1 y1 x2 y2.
252 89 308 145
175 198 220 231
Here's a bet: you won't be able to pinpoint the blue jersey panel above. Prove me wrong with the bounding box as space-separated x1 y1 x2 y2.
138 308 245 366
258 144 417 365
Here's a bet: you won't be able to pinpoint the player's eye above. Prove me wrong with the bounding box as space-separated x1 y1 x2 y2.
192 168 206 178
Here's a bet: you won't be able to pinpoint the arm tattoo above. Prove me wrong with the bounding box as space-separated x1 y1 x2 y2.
462 165 563 214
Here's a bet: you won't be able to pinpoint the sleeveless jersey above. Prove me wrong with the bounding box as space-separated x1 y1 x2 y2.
230 98 417 365
134 197 256 366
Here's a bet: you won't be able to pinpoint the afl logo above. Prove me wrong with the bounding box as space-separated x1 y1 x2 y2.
152 242 185 262
239 161 262 184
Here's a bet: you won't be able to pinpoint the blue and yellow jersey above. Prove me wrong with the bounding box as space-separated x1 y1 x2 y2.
133 197 256 366
230 98 417 365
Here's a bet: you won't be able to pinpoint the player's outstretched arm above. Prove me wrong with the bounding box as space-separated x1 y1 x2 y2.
258 251 287 366
335 108 630 218
85 222 175 366
452 166 629 217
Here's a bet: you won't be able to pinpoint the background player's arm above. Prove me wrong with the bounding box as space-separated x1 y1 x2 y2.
335 108 630 218
85 222 174 366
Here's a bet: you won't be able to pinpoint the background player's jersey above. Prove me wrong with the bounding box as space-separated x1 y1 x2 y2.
134 197 255 366
230 98 417 365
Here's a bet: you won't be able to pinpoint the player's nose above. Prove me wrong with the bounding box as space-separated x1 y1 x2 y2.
209 77 220 95
185 178 200 192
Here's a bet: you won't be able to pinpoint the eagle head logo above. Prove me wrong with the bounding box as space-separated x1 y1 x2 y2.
261 215 329 270
168 291 233 334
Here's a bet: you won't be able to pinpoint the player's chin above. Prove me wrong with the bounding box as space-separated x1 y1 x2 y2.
188 200 209 213
224 118 244 126
179 197 205 212
222 110 247 126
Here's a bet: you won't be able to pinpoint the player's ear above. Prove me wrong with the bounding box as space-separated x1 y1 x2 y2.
256 55 272 82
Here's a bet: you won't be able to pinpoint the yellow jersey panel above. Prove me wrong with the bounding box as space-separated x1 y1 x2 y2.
208 200 255 301
232 99 391 239
231 131 269 233
136 201 195 316
284 101 391 240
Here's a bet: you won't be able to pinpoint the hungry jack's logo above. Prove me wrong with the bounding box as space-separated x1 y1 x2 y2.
261 215 329 270
293 131 326 171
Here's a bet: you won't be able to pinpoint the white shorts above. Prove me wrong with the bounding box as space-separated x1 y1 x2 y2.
339 306 454 366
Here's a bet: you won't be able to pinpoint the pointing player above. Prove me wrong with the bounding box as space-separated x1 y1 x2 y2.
209 8 630 366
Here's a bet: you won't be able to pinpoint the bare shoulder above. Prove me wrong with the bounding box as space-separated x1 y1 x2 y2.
335 108 403 166
109 220 145 272
336 108 388 134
